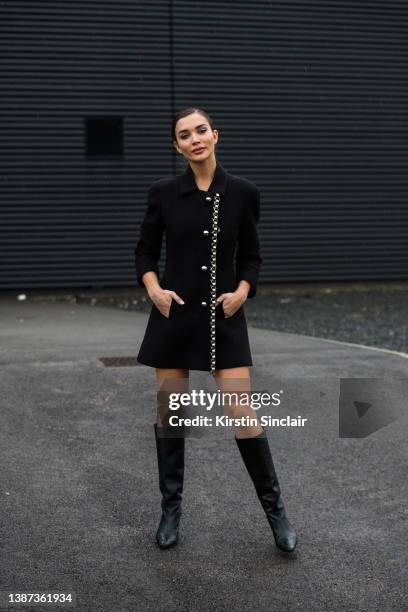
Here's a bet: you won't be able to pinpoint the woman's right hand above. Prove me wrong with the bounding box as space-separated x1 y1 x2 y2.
148 288 185 318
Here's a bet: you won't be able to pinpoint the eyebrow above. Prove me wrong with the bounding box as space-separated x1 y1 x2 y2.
177 123 208 135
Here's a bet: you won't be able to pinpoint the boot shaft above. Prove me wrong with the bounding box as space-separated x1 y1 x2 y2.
154 423 185 513
235 429 285 518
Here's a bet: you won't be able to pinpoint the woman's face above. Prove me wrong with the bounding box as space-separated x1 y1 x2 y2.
173 112 218 162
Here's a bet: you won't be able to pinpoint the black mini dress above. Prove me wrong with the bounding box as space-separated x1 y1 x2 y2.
134 160 262 373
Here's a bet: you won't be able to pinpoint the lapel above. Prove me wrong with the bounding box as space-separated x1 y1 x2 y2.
178 160 229 197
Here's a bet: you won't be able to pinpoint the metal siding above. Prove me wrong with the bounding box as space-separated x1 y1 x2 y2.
0 0 171 288
1 1 407 289
174 0 408 281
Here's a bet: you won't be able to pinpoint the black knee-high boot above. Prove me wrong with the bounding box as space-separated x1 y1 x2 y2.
154 423 185 549
235 428 297 552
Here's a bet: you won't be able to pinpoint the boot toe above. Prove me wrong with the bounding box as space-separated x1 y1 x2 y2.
156 530 178 549
275 530 297 552
269 516 298 552
155 510 181 549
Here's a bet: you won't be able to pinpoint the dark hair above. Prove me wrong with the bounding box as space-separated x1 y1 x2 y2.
172 107 215 143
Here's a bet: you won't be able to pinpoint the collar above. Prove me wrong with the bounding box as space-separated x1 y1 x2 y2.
178 160 229 197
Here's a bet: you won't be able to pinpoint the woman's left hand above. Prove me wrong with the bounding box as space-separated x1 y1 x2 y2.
216 289 248 318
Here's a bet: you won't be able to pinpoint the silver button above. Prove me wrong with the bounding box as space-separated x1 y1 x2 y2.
201 301 207 307
203 229 209 235
201 265 208 271
206 196 212 201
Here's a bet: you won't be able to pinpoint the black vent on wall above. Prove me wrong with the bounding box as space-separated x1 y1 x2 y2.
85 116 124 158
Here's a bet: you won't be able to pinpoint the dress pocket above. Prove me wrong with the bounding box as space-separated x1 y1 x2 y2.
169 300 186 318
155 298 174 320
220 303 243 319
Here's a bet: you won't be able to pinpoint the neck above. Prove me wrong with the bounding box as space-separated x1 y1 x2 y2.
189 155 217 183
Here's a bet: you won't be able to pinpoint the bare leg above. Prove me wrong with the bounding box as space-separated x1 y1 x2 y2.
155 367 189 428
212 366 263 438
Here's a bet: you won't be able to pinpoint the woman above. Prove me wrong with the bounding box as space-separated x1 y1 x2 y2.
134 107 297 553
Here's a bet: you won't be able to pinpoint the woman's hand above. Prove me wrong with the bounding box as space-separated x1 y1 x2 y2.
148 287 185 318
216 288 248 318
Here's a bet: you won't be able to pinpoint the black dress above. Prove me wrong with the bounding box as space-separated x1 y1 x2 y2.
134 160 262 373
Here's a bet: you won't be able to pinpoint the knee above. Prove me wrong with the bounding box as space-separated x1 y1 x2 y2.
224 403 254 420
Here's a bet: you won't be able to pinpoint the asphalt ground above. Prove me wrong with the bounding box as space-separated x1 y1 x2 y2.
0 283 407 611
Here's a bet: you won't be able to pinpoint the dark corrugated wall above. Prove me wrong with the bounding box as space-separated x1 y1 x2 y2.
1 1 407 289
0 0 172 289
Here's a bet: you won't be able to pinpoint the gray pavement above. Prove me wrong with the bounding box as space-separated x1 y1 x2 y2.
0 297 407 611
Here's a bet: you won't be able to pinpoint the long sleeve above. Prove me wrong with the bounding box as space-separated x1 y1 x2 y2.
134 182 165 289
235 186 262 298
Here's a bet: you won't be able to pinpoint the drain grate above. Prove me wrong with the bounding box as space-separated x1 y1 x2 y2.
99 356 141 367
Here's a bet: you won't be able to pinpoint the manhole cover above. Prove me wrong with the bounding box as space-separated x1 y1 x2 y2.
99 357 140 367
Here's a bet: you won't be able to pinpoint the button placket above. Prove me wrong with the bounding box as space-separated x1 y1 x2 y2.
209 192 220 374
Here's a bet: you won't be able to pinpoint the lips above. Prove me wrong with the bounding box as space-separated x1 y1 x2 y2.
192 147 205 153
